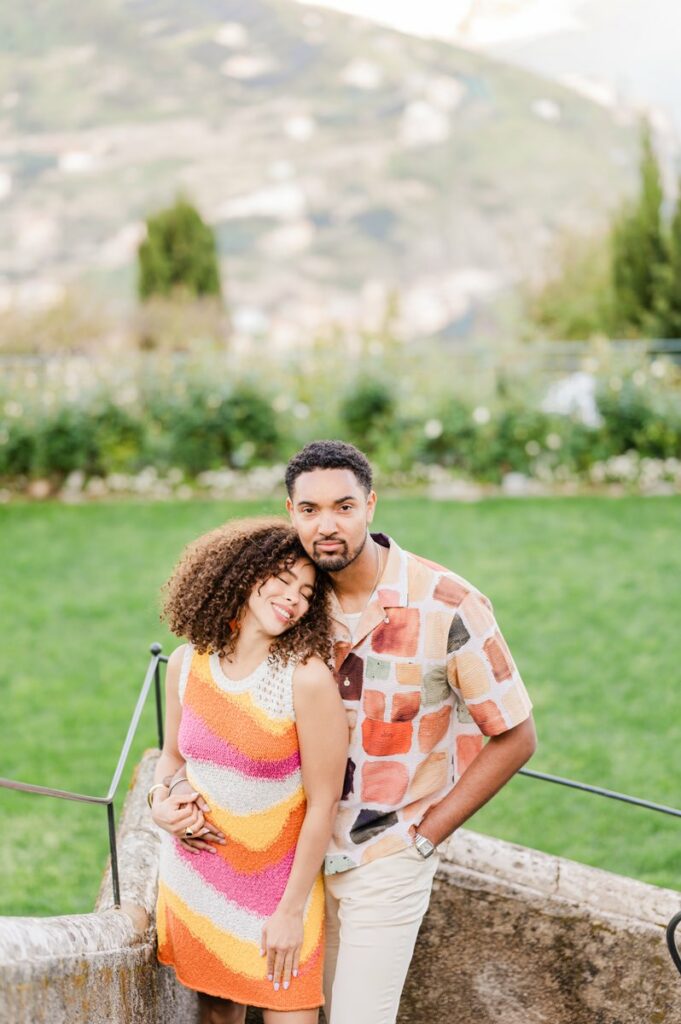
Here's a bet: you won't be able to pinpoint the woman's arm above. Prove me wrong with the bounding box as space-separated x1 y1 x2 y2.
262 657 348 991
150 646 215 852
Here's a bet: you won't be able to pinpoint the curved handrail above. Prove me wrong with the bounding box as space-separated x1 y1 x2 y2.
666 911 681 976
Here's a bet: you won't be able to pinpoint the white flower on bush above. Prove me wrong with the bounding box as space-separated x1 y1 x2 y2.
545 433 562 450
424 418 443 439
272 394 291 412
525 440 541 457
4 401 22 417
651 359 667 379
472 405 490 425
589 462 606 484
632 369 647 387
609 376 623 392
233 441 256 467
293 402 310 419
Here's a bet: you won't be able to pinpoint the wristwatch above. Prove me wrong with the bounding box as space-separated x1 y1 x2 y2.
413 832 436 859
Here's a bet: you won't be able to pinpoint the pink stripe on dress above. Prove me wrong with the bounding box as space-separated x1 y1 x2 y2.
179 705 301 779
176 841 295 917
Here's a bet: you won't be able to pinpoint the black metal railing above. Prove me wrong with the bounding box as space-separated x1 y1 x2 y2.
1 644 680 973
0 643 167 908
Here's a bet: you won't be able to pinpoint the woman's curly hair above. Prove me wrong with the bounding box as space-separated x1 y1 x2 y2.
161 516 333 665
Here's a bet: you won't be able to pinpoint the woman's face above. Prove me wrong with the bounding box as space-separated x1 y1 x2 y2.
246 557 317 637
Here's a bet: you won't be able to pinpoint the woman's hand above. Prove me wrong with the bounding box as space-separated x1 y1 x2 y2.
261 906 304 991
151 789 204 837
151 781 226 854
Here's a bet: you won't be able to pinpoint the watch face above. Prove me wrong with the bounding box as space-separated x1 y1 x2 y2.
415 835 435 857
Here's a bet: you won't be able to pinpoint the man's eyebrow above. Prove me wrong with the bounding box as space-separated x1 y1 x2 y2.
295 494 359 508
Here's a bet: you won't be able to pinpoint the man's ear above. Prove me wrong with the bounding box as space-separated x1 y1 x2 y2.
366 490 377 523
285 496 294 520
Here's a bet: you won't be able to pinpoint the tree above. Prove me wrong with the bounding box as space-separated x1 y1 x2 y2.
137 197 221 301
653 179 681 338
611 122 666 334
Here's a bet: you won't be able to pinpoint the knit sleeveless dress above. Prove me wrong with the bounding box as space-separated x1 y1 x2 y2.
156 645 325 1010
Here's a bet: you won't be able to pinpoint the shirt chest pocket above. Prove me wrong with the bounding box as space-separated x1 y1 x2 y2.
361 688 421 757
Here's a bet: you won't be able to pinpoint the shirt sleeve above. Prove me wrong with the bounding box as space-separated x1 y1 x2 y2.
446 587 532 737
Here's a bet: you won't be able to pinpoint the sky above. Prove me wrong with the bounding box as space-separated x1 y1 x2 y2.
293 0 681 136
293 0 586 47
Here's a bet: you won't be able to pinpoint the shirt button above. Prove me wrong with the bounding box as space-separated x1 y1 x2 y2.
343 679 351 687
384 615 390 623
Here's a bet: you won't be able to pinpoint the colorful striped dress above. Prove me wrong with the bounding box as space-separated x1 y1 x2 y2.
156 645 325 1010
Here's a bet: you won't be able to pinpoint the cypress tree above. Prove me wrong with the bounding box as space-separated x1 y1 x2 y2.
138 197 221 301
611 122 666 334
654 181 681 338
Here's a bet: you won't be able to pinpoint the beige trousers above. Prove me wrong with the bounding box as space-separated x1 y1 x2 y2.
323 845 440 1024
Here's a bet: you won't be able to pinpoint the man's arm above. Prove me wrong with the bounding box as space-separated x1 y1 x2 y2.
415 715 537 847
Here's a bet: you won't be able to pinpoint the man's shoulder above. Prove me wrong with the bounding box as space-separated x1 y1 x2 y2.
404 547 492 614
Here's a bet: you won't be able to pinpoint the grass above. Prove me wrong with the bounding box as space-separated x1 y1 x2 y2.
1 496 679 916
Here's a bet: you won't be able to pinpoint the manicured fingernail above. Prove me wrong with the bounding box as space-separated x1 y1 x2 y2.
274 983 280 991
293 970 298 977
268 974 273 981
284 982 289 990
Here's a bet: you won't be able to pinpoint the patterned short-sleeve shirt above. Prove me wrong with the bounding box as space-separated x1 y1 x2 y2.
324 533 533 875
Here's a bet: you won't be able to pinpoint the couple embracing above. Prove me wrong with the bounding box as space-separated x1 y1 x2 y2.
149 440 536 1024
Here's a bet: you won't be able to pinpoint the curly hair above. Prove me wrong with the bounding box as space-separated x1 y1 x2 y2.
285 439 373 496
161 516 333 665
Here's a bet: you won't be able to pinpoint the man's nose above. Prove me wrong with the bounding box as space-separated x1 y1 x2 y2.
318 512 337 534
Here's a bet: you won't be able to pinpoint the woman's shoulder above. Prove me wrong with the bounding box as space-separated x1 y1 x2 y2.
167 642 193 671
292 655 335 690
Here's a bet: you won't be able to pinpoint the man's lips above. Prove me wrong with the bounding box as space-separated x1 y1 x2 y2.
316 540 343 550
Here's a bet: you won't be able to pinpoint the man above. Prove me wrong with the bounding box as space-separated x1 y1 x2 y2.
284 439 536 1024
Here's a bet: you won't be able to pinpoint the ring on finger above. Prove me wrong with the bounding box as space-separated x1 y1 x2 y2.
185 827 194 838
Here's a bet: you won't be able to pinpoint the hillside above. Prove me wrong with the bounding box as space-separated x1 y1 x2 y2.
0 0 639 340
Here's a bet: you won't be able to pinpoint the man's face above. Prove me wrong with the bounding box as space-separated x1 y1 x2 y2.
286 468 376 572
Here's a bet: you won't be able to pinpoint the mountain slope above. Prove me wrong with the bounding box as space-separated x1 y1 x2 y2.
0 0 639 339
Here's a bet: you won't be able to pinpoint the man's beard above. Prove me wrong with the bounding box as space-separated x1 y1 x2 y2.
311 533 367 573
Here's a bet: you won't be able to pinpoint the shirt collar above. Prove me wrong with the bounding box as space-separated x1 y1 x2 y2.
328 533 409 648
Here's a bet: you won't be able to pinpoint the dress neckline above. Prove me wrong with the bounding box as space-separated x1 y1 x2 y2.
209 652 269 691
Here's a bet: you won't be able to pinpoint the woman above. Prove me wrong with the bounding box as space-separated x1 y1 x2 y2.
149 517 348 1024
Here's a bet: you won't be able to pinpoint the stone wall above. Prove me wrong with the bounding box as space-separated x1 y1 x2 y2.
400 832 681 1024
2 751 680 1024
0 751 196 1024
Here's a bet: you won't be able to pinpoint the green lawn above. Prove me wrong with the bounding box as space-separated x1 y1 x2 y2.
1 496 679 916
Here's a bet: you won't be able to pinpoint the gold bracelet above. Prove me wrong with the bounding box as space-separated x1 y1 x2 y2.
168 775 189 796
147 782 169 809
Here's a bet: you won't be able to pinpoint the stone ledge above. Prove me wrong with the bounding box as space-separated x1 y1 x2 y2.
0 749 196 1024
440 829 681 929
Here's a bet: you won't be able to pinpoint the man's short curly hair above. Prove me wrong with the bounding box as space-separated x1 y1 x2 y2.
161 516 333 664
285 439 373 496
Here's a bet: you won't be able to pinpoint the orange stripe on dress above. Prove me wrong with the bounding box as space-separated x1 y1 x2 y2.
158 905 324 1009
183 671 299 761
211 800 307 873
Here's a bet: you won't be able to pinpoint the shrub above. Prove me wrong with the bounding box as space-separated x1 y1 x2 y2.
417 399 480 469
597 380 681 460
151 382 280 474
33 407 99 477
0 418 36 477
339 377 397 453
